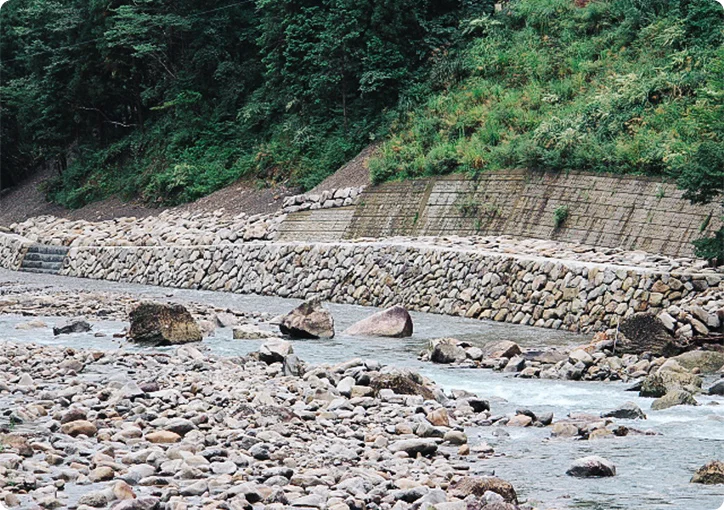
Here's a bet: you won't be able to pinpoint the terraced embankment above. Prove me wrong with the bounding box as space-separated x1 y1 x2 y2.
1 230 721 335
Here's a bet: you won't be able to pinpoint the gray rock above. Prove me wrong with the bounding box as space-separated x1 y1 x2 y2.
110 498 160 510
291 494 325 508
53 320 92 336
566 456 616 477
344 305 413 338
388 439 438 457
392 486 429 502
249 443 271 460
601 401 646 420
503 356 526 373
708 380 724 396
165 417 196 436
259 339 294 364
430 340 467 364
651 390 698 411
211 460 237 475
77 491 109 507
180 480 207 496
275 299 335 339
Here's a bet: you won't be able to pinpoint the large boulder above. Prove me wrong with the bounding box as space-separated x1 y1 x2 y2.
274 299 334 339
639 367 702 398
128 302 202 345
651 389 698 411
691 461 724 485
344 305 413 337
672 351 724 374
566 456 616 478
617 313 682 356
448 476 518 504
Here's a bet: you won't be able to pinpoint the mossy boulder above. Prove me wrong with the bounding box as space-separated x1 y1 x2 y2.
128 302 202 345
691 461 724 485
639 369 702 398
672 351 724 374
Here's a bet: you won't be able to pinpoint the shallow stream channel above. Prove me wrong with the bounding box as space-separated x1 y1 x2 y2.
1 269 723 510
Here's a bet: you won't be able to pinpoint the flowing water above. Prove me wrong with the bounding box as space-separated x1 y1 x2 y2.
1 269 723 509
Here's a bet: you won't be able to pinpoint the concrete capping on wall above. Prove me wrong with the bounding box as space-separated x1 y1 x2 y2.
344 170 723 257
59 240 722 333
0 233 32 271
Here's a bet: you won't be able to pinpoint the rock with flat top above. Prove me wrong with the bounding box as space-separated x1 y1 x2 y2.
672 351 724 374
344 305 413 337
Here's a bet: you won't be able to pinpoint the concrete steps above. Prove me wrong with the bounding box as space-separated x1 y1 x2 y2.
20 244 68 275
277 207 356 242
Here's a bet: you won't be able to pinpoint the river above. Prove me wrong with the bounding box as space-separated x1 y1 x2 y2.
1 268 723 509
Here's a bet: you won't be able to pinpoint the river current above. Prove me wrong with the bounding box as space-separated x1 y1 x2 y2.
1 269 723 509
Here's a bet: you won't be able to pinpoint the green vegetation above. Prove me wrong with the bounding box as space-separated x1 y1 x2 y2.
369 0 723 260
370 0 724 183
0 0 494 205
554 205 570 229
1 0 722 259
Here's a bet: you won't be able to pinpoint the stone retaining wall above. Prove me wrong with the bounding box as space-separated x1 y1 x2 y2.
0 233 32 271
58 240 722 333
344 170 724 258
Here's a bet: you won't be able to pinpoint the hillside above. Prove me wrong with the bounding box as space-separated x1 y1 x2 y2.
370 0 724 185
1 0 492 203
1 0 722 257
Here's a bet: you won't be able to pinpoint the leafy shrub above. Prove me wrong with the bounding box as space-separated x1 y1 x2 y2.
554 205 570 229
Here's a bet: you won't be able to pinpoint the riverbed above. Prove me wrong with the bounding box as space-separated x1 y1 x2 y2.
1 268 723 509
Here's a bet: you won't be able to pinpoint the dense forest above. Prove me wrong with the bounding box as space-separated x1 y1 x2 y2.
1 0 493 199
1 0 723 257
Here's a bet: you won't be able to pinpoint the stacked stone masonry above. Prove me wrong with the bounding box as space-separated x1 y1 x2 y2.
282 187 365 214
16 239 716 334
0 233 32 271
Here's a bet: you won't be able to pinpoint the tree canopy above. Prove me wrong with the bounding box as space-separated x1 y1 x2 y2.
1 0 491 199
0 0 722 259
